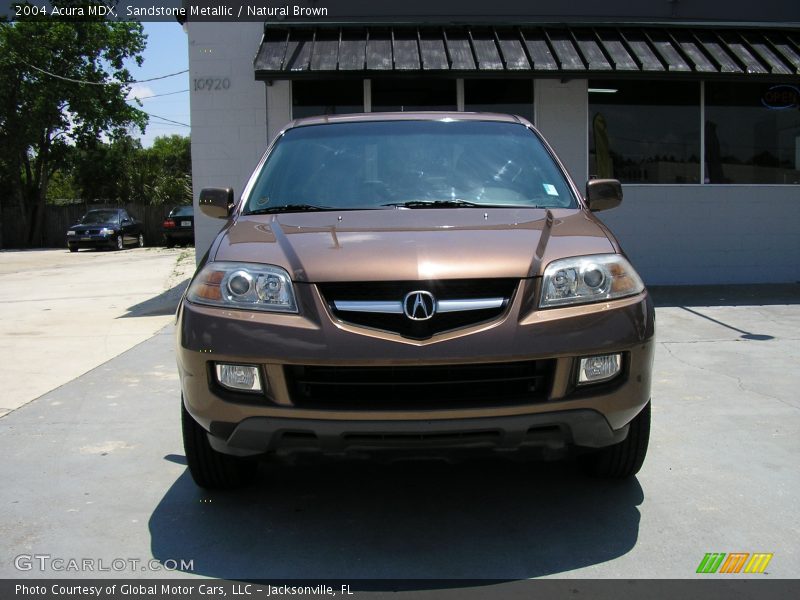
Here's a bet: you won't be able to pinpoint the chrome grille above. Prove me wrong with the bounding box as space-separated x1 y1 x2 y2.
318 279 517 338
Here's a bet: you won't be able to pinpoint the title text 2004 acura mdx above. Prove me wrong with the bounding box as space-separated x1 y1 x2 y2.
177 113 655 489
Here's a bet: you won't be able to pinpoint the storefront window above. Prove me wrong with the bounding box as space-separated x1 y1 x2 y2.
464 79 534 122
292 80 363 119
371 79 457 112
589 81 700 183
705 83 800 184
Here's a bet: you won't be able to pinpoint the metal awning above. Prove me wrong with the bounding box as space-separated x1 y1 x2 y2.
254 25 800 80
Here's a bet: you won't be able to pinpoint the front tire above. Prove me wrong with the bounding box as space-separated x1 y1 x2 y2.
137 233 145 248
582 402 650 479
115 234 124 250
181 399 255 489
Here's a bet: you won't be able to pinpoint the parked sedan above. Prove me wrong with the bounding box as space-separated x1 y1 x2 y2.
162 205 194 248
66 208 144 252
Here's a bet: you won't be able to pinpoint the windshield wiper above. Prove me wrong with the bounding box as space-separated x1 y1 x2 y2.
381 199 484 209
244 204 335 215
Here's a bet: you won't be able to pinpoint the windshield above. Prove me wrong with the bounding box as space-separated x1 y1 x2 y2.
243 120 577 214
170 206 193 217
80 210 120 224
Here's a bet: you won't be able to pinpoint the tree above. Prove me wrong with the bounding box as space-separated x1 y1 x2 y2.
59 134 191 206
0 3 147 246
142 134 192 206
68 134 144 204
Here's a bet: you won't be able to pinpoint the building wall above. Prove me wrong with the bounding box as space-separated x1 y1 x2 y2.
534 79 589 185
598 185 800 284
266 80 293 143
187 33 799 284
188 22 268 261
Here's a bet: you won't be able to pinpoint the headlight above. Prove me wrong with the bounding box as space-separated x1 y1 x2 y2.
186 262 298 313
540 254 644 308
99 228 115 236
66 230 76 236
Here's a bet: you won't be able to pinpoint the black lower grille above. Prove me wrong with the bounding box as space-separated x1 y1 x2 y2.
285 361 553 410
318 279 518 339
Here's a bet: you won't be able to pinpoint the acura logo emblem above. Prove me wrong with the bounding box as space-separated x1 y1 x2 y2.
403 290 436 321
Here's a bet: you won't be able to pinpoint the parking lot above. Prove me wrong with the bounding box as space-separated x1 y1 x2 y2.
0 249 797 581
0 247 194 417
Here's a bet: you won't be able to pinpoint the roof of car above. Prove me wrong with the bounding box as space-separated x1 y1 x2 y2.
288 111 528 129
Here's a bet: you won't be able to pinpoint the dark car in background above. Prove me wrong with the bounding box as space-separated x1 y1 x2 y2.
66 208 144 252
162 206 194 248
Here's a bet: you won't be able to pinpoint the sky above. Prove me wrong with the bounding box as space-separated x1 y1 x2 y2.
124 22 191 147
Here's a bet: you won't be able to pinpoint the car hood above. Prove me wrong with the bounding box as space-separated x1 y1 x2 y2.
211 208 617 282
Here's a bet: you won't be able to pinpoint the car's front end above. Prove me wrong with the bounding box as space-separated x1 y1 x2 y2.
66 209 129 251
66 224 120 250
177 114 655 488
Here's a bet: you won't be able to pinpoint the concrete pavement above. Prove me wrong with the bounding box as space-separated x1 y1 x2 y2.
0 247 195 417
0 284 797 579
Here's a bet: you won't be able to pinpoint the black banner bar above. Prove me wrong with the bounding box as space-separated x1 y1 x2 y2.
2 0 800 24
3 580 800 600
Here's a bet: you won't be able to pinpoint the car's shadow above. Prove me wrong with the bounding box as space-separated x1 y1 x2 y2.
120 278 191 318
149 455 643 581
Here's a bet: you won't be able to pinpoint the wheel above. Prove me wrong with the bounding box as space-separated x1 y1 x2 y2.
164 235 175 249
115 234 124 250
68 245 78 253
137 233 144 248
181 399 256 489
582 402 650 479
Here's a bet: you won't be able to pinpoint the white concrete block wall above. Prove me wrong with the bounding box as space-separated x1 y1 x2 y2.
597 185 800 284
266 80 293 143
188 22 268 262
534 79 589 186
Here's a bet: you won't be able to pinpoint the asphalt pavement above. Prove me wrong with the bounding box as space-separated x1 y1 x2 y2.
0 280 797 581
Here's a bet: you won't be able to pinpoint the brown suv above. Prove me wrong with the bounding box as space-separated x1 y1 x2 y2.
178 113 654 489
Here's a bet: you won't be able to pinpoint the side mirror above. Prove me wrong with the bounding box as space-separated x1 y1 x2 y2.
199 188 234 219
586 179 623 212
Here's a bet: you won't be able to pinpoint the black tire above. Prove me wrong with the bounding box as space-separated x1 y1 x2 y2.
181 399 255 489
137 233 145 248
115 234 124 250
164 235 175 249
582 402 650 479
68 245 78 253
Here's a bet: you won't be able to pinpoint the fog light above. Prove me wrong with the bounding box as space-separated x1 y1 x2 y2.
215 363 262 392
578 354 621 385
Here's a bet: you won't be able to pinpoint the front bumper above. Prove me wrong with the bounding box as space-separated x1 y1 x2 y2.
67 234 115 248
177 281 655 456
206 410 629 457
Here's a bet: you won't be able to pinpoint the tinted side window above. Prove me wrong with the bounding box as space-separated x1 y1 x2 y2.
589 80 700 183
705 82 800 184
